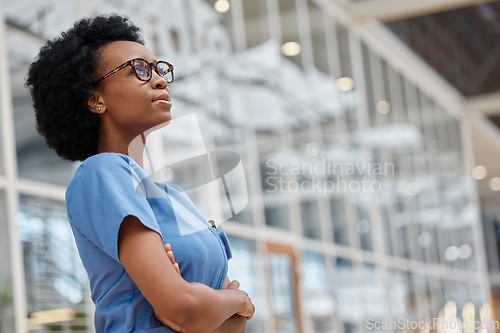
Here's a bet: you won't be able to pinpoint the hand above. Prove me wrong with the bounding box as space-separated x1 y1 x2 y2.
226 280 255 320
208 278 249 333
154 244 186 332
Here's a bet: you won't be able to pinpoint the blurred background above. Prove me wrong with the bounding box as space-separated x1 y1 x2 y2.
1 0 500 332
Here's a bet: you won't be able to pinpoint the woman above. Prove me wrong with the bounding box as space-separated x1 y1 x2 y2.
26 14 254 332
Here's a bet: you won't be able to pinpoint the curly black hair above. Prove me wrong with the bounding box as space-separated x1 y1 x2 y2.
26 14 144 161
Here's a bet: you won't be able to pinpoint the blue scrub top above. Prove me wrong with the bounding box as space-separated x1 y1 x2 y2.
66 153 229 333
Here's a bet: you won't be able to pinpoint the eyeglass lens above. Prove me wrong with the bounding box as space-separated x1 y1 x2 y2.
133 59 172 83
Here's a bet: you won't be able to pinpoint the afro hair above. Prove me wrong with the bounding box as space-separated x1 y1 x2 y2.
26 14 144 161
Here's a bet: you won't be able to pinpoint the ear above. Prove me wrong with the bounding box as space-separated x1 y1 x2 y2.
85 93 105 114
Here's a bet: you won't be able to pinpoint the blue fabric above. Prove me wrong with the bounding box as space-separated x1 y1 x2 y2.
66 153 229 333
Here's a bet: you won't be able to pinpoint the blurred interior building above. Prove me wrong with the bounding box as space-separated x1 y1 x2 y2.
1 0 500 332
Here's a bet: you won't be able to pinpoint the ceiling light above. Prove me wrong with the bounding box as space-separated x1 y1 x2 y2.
463 302 475 319
444 246 459 261
281 42 301 57
458 244 472 259
305 142 321 157
214 0 230 13
472 165 487 180
405 181 420 196
376 100 391 114
356 219 370 234
444 301 457 317
418 231 431 247
337 77 354 92
489 177 500 191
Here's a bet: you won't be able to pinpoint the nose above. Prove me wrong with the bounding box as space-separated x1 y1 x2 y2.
151 70 168 89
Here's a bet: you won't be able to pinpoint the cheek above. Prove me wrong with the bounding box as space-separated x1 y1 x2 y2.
106 87 149 111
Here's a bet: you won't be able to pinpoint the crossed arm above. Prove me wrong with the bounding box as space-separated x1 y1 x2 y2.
156 247 248 333
118 215 254 333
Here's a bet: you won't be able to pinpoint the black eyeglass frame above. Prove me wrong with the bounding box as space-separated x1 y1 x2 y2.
94 58 174 85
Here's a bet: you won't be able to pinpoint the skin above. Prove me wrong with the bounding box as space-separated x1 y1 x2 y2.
86 41 254 332
88 41 173 166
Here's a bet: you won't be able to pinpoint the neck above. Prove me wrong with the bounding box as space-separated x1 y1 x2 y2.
97 129 145 169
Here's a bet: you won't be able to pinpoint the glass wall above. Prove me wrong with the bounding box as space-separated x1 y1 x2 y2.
0 191 15 333
18 195 91 332
227 237 267 332
1 0 490 332
0 2 14 331
6 0 76 186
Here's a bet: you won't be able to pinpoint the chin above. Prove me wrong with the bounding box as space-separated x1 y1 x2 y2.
150 117 172 132
137 115 171 136
154 110 171 124
160 113 171 124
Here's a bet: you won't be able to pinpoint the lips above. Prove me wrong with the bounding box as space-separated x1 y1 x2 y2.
152 93 171 105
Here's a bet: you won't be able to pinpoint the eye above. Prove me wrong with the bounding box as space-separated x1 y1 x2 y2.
134 64 147 76
156 63 169 77
133 60 151 80
156 68 166 76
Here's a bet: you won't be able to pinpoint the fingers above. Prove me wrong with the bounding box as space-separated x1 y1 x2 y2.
164 244 176 263
228 280 254 319
167 252 180 274
173 262 180 275
243 295 255 320
236 295 255 319
225 281 254 319
167 250 176 264
230 286 254 320
164 244 181 275
227 280 240 290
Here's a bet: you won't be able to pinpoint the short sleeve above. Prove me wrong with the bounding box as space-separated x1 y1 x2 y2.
66 153 162 262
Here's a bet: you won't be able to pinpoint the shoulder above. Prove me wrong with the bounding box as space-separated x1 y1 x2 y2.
72 153 137 179
66 153 137 200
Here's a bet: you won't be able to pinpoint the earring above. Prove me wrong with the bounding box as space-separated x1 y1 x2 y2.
98 107 101 111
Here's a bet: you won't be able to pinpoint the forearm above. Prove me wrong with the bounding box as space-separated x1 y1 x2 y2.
173 282 247 333
208 314 247 333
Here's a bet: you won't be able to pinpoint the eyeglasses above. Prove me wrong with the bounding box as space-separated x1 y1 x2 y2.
95 58 174 85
